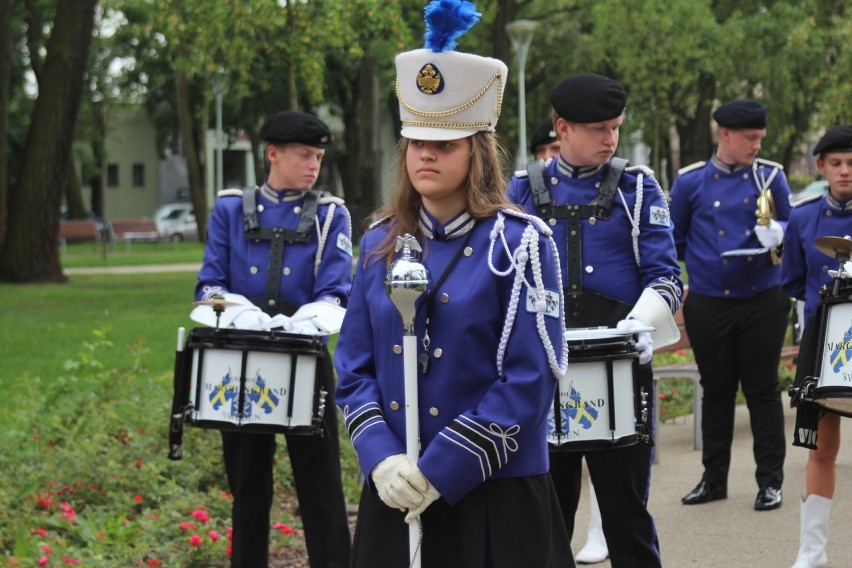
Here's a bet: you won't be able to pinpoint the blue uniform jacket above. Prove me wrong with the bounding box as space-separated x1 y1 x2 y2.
506 157 682 312
334 209 567 505
195 185 353 307
781 193 852 320
669 157 793 298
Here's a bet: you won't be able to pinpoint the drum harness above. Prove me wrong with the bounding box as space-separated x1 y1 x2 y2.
242 186 321 316
527 158 652 446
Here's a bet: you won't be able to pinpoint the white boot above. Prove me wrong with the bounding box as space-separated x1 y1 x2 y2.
576 480 609 564
791 494 831 568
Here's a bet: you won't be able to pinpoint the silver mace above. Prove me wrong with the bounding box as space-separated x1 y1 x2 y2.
385 233 431 568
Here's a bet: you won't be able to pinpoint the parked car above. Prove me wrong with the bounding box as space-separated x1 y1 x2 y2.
793 180 829 204
153 203 198 242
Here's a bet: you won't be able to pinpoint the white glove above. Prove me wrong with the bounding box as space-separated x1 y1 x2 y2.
617 318 654 365
754 220 784 249
269 314 293 330
231 309 272 331
371 454 429 512
287 318 322 335
404 474 441 523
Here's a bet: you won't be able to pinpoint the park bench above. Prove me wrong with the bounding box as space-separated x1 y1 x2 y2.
652 286 800 462
110 218 169 251
58 219 103 256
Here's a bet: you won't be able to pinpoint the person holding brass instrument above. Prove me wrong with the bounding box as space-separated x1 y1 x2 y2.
782 125 852 568
670 98 792 511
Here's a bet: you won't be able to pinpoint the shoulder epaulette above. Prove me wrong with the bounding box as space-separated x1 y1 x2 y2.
626 164 655 179
514 168 529 178
318 194 346 206
500 207 551 236
677 161 706 175
793 193 823 207
755 157 784 170
367 214 393 231
217 188 244 198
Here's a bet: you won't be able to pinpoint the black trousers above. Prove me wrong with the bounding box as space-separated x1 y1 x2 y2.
549 364 660 568
222 350 351 568
349 474 574 568
683 287 789 489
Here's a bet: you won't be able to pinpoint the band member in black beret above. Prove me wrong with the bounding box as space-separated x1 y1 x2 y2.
530 117 560 161
196 109 353 567
508 72 683 567
783 124 852 568
671 98 792 511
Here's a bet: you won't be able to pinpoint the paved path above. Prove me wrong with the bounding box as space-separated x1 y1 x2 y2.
572 402 852 567
64 263 202 275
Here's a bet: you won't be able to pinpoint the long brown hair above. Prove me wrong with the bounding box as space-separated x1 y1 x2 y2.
366 131 518 266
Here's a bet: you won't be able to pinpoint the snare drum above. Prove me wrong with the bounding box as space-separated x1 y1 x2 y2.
806 278 852 417
177 327 327 435
547 328 646 451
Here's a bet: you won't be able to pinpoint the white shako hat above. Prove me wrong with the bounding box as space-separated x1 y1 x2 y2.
396 0 508 141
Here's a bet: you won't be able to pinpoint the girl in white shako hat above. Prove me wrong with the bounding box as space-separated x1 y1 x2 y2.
334 1 574 566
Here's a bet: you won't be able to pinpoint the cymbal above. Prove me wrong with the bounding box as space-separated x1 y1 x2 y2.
814 236 852 260
195 298 242 309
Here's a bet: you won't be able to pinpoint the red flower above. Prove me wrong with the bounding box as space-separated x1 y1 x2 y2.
59 502 76 524
35 493 55 510
37 558 48 567
676 349 687 357
190 509 210 523
273 522 294 535
658 393 666 400
41 545 52 554
62 557 81 565
227 544 232 558
179 521 197 531
208 530 220 542
147 559 160 567
35 528 48 537
189 534 202 547
134 495 143 503
134 459 144 469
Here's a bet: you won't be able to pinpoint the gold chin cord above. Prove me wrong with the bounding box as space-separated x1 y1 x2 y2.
754 164 782 265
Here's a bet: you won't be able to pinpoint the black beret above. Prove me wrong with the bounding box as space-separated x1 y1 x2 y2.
712 99 767 129
529 118 557 154
550 73 627 123
813 125 852 156
260 111 332 147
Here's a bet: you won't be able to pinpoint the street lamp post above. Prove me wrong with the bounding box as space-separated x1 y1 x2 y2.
211 68 228 192
506 19 538 169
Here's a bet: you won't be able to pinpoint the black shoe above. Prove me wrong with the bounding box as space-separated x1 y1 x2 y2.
681 480 727 505
754 486 782 511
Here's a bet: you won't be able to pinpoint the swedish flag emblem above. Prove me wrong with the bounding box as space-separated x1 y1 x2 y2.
830 325 852 373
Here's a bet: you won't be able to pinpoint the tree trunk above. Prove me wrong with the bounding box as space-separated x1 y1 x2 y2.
65 152 87 218
175 67 208 242
675 72 715 168
0 0 11 252
354 55 382 240
0 0 98 283
89 97 106 219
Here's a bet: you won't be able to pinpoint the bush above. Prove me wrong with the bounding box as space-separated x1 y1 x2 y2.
0 329 302 567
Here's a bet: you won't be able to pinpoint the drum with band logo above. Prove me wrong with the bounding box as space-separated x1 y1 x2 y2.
168 327 327 459
804 276 852 417
547 328 649 451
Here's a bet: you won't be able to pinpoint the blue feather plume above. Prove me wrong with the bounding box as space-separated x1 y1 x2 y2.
423 0 481 53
